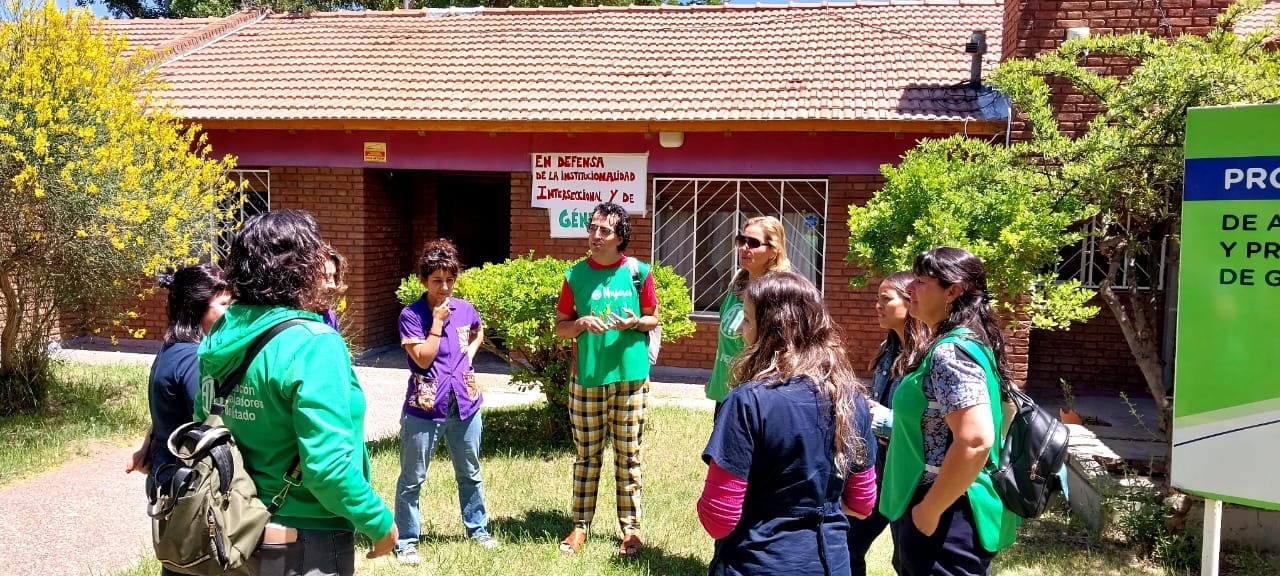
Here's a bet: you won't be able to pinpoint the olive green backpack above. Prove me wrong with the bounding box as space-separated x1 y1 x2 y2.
147 319 303 575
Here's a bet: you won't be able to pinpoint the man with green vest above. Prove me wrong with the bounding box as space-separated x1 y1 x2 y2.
553 202 660 558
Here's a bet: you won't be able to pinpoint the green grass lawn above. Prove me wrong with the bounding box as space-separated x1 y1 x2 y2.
0 361 150 486
6 366 1264 576
107 403 1280 576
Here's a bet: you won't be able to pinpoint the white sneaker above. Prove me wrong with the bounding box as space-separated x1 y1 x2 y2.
475 534 499 549
395 546 420 565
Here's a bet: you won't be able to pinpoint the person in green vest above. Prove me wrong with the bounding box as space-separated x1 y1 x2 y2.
880 247 1021 576
705 216 791 419
553 202 660 558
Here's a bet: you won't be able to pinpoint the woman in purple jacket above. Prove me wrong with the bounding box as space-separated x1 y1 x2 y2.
392 239 496 565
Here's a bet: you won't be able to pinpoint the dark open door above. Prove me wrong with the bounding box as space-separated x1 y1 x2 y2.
436 173 512 269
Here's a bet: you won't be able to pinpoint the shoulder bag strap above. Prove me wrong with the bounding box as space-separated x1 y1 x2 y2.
210 317 310 510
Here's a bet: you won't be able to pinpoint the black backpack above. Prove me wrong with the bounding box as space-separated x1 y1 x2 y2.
953 336 1070 519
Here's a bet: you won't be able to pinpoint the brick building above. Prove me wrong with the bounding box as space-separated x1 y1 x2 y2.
98 0 1256 394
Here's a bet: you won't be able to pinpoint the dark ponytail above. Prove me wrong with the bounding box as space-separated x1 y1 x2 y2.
909 247 1010 384
162 264 227 345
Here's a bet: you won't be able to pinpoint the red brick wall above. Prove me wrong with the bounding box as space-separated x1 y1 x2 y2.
1028 294 1158 399
65 278 169 343
409 172 439 266
1002 0 1230 61
270 166 411 352
827 175 890 374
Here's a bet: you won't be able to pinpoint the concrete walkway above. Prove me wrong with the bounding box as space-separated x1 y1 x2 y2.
0 346 711 576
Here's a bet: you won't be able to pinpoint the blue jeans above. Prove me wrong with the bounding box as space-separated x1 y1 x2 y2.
394 404 490 552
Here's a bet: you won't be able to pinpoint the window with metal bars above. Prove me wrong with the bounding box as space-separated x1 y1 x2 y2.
652 178 829 316
213 169 270 263
1054 220 1166 290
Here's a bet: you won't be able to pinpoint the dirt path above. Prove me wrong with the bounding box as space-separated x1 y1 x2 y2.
0 348 710 576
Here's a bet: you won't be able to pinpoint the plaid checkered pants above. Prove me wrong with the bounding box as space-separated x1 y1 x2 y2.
569 378 648 533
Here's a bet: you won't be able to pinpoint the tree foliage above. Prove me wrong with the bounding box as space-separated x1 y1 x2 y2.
988 0 1280 429
847 135 1098 329
850 0 1280 434
88 0 715 21
399 253 695 422
0 3 237 414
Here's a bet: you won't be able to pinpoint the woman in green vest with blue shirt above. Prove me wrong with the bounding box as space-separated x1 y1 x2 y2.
706 216 790 417
880 247 1020 576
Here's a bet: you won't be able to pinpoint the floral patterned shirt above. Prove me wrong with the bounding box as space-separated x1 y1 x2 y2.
920 342 991 483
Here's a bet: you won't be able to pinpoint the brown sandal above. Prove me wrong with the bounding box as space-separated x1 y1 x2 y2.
558 529 587 555
618 531 643 557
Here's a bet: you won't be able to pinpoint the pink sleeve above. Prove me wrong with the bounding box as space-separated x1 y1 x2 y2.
556 280 577 317
842 467 878 518
698 459 747 540
639 271 658 310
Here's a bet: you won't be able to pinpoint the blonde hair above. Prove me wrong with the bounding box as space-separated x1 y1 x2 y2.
745 216 792 274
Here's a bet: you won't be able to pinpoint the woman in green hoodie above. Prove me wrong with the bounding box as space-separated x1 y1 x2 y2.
197 210 396 576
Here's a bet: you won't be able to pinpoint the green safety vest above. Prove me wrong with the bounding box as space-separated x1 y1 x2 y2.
878 327 1021 552
566 258 651 388
706 289 744 402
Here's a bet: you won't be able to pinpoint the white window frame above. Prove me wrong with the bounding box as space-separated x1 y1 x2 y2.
1056 220 1167 290
652 178 829 318
214 169 271 262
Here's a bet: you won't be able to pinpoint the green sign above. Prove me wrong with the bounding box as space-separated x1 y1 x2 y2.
1174 104 1280 510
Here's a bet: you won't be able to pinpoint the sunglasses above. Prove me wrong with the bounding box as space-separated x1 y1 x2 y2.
735 234 771 249
586 224 615 236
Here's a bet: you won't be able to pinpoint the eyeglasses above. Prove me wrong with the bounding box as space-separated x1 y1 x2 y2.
587 224 615 236
735 234 771 249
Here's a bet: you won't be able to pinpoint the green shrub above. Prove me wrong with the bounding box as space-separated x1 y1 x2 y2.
397 253 696 418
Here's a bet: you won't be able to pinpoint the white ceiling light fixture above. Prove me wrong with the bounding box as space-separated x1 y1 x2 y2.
658 131 684 149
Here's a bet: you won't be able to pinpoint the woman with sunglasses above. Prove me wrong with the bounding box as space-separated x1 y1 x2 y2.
706 216 791 419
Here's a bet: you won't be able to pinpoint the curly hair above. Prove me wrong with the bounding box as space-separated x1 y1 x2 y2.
226 210 327 311
158 264 227 346
730 271 870 475
418 238 462 279
591 202 632 252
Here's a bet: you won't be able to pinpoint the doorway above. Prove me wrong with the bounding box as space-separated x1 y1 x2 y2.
436 173 512 269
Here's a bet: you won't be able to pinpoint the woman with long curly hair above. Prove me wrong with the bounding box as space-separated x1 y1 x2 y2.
880 247 1021 576
698 272 877 575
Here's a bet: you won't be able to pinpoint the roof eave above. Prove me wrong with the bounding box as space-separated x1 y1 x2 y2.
191 117 1004 136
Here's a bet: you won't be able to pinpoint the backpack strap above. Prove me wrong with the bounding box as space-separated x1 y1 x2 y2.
209 317 309 506
627 257 643 294
211 318 310 409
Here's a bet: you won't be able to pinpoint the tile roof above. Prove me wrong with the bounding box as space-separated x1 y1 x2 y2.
99 2 1004 129
1235 1 1280 37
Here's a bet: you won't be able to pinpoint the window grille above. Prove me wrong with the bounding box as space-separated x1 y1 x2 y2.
213 169 270 262
652 178 829 316
1055 220 1166 290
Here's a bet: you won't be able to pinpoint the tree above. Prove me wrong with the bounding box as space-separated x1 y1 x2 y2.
846 135 1098 330
848 1 1280 436
0 3 237 415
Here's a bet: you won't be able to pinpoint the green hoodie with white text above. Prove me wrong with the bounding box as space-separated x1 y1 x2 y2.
196 303 393 539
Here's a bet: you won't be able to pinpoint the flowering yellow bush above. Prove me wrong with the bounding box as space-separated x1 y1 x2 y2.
0 3 238 413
